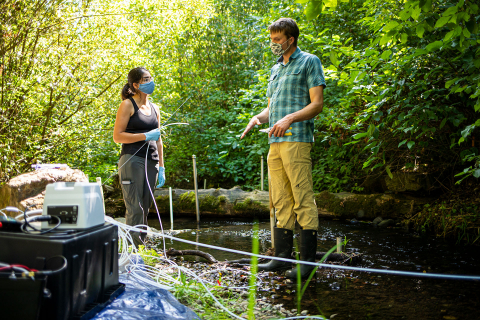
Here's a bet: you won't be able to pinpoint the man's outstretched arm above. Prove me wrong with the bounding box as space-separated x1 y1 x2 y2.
240 98 270 139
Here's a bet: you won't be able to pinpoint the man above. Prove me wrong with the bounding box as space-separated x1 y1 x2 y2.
240 18 325 279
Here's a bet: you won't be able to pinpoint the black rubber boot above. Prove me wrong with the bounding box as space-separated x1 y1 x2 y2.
257 227 293 272
285 229 318 280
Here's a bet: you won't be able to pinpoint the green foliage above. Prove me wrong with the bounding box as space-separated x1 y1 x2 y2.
173 271 240 319
236 0 480 192
137 245 162 266
2 0 478 196
0 0 209 184
413 198 480 244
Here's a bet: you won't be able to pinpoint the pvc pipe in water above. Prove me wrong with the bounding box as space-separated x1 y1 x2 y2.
204 179 206 189
261 155 264 191
270 208 275 248
169 187 174 230
192 155 200 225
336 237 343 253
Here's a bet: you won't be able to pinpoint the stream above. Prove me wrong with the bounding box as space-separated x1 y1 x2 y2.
148 217 480 319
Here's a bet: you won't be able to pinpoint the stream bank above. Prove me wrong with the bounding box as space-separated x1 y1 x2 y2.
105 187 430 221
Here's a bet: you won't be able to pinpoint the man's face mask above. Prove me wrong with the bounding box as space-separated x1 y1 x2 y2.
270 38 292 56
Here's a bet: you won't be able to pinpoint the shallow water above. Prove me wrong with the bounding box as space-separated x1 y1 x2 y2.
148 217 480 319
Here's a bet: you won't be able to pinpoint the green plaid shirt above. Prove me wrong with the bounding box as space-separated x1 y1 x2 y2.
267 47 326 143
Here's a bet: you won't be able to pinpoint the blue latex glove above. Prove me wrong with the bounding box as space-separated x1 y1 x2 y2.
144 128 160 141
157 167 165 188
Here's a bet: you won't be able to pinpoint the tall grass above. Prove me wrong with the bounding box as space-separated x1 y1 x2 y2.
247 221 259 319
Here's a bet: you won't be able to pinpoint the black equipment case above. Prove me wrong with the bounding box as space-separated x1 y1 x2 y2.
0 223 124 320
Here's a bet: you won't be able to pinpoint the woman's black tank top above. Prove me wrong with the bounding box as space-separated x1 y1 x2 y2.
120 97 159 160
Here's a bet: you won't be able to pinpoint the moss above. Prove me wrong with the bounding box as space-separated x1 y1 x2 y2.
315 191 397 219
199 194 225 214
233 198 268 216
154 195 170 212
168 192 227 214
176 191 196 211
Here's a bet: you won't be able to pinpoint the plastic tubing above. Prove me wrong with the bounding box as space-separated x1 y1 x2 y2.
106 217 480 282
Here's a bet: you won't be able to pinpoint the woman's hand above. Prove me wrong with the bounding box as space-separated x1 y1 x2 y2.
144 128 160 141
157 167 165 188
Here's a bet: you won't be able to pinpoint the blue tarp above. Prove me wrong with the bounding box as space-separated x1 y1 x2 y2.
92 256 200 320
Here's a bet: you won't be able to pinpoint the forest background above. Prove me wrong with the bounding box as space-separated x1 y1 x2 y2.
1 0 479 240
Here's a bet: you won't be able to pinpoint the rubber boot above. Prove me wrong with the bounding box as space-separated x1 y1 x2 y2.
257 227 293 272
285 229 318 280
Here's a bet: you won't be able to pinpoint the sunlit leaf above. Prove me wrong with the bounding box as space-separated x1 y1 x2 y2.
434 16 451 28
416 25 425 38
444 30 455 42
412 6 422 20
422 0 432 12
305 0 323 20
445 78 458 89
330 51 340 67
381 50 392 60
426 40 443 52
380 34 391 46
353 132 368 139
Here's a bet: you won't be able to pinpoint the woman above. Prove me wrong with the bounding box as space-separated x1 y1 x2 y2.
113 67 165 247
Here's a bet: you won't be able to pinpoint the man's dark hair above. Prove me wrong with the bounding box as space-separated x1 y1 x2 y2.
268 18 299 46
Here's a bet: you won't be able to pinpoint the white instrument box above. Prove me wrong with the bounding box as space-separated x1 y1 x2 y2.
42 182 105 229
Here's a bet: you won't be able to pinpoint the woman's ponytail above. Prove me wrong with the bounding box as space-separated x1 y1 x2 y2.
121 83 134 100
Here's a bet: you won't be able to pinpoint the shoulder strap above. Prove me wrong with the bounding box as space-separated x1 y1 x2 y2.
129 97 139 112
149 101 158 118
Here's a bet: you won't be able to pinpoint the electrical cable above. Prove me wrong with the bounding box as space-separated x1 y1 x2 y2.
0 264 36 272
15 209 43 221
21 214 61 234
40 255 68 275
0 256 67 276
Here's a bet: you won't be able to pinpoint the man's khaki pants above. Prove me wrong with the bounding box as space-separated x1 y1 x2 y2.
268 142 318 231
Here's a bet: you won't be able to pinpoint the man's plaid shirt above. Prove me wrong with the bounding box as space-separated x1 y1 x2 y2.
266 47 326 144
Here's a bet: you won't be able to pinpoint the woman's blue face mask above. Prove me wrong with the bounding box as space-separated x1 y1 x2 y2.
138 80 155 95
